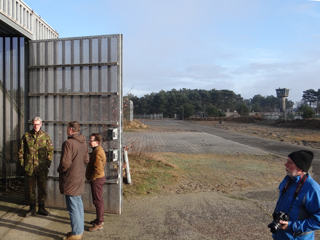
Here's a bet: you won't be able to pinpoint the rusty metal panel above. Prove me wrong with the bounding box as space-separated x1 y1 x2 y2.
28 35 123 214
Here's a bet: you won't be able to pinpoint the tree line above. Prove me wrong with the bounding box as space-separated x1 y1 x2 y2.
301 89 320 107
297 89 320 118
126 88 319 119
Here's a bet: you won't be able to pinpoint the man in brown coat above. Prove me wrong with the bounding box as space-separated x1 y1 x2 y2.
58 121 89 240
86 133 107 231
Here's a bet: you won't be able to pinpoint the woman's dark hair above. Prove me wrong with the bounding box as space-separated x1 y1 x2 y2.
91 133 102 144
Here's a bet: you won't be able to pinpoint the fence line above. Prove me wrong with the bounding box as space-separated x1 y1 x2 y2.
134 114 163 120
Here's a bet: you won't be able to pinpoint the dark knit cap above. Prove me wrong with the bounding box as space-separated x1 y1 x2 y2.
288 150 314 172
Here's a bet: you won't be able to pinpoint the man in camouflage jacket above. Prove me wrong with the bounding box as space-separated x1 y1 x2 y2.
19 116 54 217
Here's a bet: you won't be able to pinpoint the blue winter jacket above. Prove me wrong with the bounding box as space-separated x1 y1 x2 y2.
273 174 320 240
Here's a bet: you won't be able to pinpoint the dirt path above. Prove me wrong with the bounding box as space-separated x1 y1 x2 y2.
105 189 278 240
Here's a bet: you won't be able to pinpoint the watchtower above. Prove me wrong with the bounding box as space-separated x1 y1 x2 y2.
275 88 290 113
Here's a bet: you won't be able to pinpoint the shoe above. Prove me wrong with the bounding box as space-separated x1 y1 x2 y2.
88 223 104 232
89 219 97 224
38 203 50 216
62 233 82 240
61 232 72 240
89 219 104 225
24 204 36 217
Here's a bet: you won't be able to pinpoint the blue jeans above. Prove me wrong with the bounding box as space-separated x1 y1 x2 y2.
65 195 84 235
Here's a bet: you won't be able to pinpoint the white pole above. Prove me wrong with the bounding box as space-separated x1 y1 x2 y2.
123 149 132 184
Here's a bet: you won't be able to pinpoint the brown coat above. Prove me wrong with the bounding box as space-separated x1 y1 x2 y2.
57 133 89 196
86 145 106 181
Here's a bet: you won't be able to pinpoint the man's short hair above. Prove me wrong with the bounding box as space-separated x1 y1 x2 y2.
68 121 81 133
91 133 102 144
32 116 42 123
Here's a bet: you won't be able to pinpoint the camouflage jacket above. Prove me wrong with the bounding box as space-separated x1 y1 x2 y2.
19 129 54 176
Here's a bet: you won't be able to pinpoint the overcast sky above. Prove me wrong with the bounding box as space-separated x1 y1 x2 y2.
24 0 320 104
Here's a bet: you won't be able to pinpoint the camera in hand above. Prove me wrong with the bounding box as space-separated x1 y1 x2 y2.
268 211 289 233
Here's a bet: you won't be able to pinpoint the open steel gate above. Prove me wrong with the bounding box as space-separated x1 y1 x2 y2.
0 37 26 180
28 35 123 214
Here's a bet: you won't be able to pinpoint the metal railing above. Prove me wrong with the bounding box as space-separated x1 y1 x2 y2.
0 0 59 39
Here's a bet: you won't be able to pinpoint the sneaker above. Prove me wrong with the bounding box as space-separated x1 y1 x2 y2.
88 223 104 232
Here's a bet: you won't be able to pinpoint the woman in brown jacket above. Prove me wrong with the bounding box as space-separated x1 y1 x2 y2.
86 133 107 232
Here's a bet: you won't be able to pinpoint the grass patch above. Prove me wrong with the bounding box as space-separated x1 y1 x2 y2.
123 153 181 197
123 119 149 132
161 153 284 192
123 151 285 198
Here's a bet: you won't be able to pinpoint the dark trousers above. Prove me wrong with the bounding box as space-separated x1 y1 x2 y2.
90 176 106 224
25 172 48 205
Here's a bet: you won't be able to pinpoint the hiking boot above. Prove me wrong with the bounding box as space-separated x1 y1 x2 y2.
38 203 50 216
24 204 36 217
88 223 104 232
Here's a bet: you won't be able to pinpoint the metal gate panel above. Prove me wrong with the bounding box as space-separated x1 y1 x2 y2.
0 37 26 178
28 35 123 214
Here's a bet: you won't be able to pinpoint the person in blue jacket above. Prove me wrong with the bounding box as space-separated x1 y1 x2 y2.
270 150 320 240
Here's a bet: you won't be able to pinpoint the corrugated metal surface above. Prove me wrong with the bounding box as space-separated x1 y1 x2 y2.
0 37 26 178
28 35 123 214
0 0 59 39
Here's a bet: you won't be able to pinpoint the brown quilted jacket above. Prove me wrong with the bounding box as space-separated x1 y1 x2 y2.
85 145 106 181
